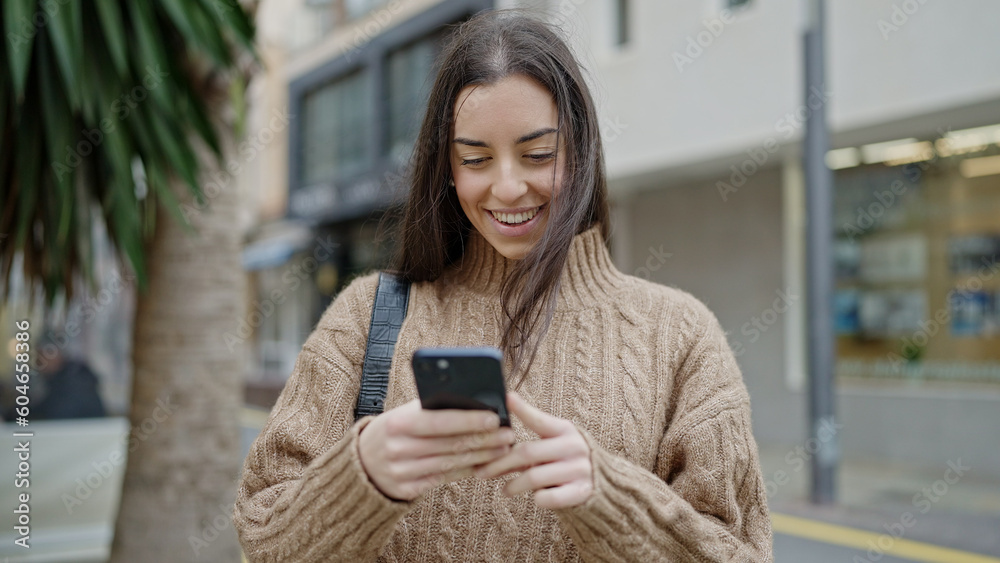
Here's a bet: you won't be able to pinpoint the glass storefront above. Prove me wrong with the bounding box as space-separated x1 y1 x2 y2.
833 124 1000 385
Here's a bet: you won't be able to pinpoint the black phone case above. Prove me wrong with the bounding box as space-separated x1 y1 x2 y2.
411 347 510 427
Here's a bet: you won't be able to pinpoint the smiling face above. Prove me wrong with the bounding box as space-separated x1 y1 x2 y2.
451 74 565 260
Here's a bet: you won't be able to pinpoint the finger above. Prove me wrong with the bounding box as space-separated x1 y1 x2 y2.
415 428 517 457
385 428 515 460
502 459 591 497
398 445 511 481
393 407 501 438
403 465 478 499
532 480 594 510
476 435 586 479
507 392 571 439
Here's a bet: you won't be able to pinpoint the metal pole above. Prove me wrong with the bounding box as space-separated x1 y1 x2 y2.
804 0 838 505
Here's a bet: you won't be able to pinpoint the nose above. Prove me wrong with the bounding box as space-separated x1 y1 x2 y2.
490 162 528 204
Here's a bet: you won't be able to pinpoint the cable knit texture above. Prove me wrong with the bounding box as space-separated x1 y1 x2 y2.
234 225 773 562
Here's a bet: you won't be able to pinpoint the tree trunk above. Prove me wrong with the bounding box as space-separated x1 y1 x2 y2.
110 143 246 561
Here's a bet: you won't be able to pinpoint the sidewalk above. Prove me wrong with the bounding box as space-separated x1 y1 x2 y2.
760 445 1000 560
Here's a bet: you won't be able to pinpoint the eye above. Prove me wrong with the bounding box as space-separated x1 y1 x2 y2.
460 157 490 167
525 152 556 163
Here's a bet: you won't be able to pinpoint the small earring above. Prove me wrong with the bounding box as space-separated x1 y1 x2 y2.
449 179 455 187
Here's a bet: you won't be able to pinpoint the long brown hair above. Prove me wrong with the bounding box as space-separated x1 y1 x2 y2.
390 10 609 384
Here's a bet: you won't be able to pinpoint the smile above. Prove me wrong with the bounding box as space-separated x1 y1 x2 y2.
489 206 541 225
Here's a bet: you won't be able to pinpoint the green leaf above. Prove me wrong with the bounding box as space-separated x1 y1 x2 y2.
184 0 232 66
229 73 247 139
142 105 201 192
2 0 37 98
199 0 256 53
36 39 75 244
146 160 194 234
2 0 256 302
45 0 83 110
107 176 147 290
76 168 98 289
0 14 10 138
93 0 128 76
157 0 199 44
129 0 173 110
181 80 221 157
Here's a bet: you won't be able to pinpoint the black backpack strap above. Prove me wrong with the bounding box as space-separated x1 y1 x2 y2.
354 272 411 421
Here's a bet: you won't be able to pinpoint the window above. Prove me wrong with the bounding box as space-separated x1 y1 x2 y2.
301 71 372 186
832 125 1000 385
289 0 493 220
387 33 444 163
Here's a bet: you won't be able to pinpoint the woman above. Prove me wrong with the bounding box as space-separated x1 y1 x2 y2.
234 10 772 562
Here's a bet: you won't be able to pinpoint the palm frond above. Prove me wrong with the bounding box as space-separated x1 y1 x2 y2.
0 0 258 306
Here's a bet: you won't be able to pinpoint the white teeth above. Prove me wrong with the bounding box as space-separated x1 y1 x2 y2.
491 207 539 225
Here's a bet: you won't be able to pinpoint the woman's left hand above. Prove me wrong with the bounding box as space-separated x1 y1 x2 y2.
475 392 594 509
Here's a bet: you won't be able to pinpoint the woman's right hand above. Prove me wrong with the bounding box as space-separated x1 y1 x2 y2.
358 399 516 501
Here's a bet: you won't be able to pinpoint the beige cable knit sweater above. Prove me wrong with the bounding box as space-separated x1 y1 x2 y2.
234 225 773 562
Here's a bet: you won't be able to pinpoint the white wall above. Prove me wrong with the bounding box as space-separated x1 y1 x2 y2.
533 0 1000 187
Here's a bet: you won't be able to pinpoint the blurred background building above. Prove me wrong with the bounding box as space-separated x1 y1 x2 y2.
237 0 1000 485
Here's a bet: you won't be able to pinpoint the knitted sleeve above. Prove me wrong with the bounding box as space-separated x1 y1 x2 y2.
233 273 413 562
554 295 774 562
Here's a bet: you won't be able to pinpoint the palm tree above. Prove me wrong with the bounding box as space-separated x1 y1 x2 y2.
1 1 256 560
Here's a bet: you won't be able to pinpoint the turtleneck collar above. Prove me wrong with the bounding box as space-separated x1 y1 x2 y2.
442 224 629 311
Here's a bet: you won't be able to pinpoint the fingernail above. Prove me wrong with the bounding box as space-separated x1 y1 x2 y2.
484 414 499 428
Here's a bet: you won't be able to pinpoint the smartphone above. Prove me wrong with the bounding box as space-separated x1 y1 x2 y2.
411 347 510 427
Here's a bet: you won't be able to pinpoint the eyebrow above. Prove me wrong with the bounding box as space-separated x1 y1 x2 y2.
452 127 558 148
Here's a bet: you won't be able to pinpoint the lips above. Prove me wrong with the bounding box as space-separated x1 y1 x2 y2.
484 204 547 238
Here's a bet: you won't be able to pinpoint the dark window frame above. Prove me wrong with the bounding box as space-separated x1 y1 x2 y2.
288 0 494 223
